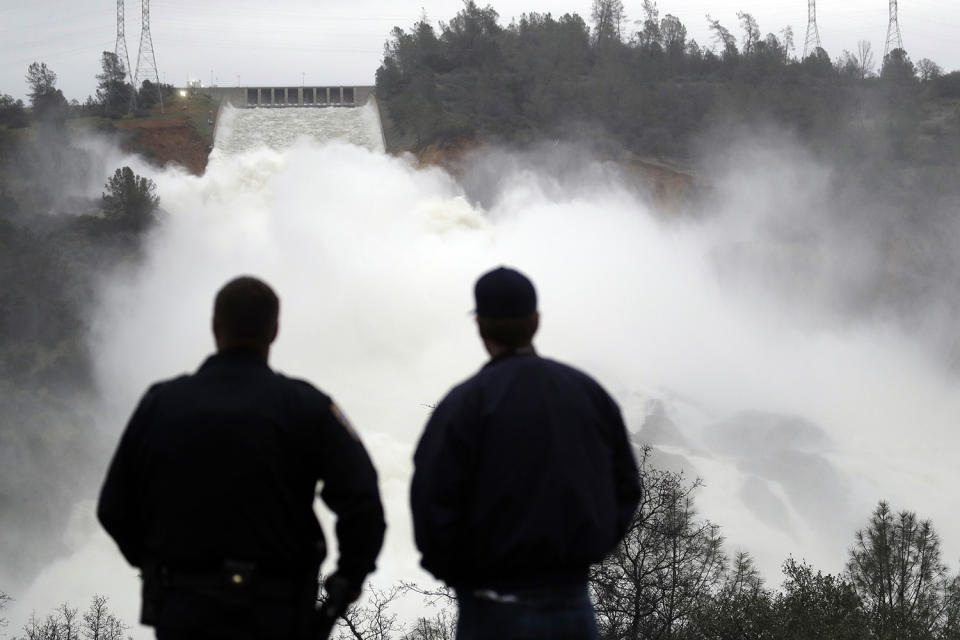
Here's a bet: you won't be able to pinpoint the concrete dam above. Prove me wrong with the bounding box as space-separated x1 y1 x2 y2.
209 89 386 154
197 86 374 108
193 85 386 154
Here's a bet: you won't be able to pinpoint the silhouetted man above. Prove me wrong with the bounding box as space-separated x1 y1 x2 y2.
411 266 642 640
98 276 385 640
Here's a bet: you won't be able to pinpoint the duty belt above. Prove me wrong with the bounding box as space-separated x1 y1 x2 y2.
469 584 588 607
158 560 311 601
472 589 520 604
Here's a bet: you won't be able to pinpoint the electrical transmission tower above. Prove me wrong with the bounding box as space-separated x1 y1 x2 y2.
803 0 821 58
114 0 134 84
885 0 903 57
134 0 163 111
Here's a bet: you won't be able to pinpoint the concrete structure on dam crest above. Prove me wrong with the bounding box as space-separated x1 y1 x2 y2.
190 86 374 108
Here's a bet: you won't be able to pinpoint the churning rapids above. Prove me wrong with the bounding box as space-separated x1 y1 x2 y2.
5 102 960 638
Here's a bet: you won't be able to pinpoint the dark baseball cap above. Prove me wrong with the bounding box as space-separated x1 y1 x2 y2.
473 267 538 318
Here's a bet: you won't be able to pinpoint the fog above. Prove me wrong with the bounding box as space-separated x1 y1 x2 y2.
3 104 960 638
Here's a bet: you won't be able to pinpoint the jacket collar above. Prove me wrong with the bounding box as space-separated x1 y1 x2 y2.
199 348 272 371
482 345 537 370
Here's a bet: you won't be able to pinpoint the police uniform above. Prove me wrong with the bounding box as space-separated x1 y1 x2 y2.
98 348 385 639
411 267 641 640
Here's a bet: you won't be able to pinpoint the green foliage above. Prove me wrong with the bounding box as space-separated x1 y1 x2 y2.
31 90 69 125
0 130 153 584
136 79 175 111
706 14 738 61
375 6 951 166
847 502 960 639
0 94 29 129
25 62 57 108
96 51 133 119
934 72 960 98
691 553 777 639
0 590 9 629
776 559 868 639
588 485 960 639
101 166 159 230
590 447 727 638
443 1 502 69
24 62 68 125
592 0 626 48
917 59 944 83
881 48 917 84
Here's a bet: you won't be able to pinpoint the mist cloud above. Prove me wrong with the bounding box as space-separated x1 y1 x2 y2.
5 108 960 637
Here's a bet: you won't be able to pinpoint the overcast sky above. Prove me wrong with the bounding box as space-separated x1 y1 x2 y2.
1 0 958 103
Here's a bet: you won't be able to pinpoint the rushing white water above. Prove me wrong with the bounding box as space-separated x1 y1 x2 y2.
214 102 385 154
7 103 960 638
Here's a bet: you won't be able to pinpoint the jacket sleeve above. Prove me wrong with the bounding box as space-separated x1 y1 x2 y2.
97 385 160 568
314 400 386 586
605 393 642 540
409 389 478 585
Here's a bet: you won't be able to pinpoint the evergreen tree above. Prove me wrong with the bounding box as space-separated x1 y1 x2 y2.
25 62 57 108
776 559 869 639
96 52 133 118
0 590 10 630
25 62 68 123
0 94 29 128
102 166 159 230
847 502 960 639
590 448 727 639
881 48 917 83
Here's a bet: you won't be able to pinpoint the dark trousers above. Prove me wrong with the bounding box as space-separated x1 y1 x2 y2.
456 584 599 640
157 630 227 640
153 593 304 640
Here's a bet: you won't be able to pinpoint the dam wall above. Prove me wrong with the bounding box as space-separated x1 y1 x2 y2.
190 86 374 108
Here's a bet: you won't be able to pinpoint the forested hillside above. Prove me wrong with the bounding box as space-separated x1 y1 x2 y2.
376 1 960 165
376 0 960 369
0 120 159 586
0 50 185 587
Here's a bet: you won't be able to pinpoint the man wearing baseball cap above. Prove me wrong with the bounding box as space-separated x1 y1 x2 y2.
411 266 642 639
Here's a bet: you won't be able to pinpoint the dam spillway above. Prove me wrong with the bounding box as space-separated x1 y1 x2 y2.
213 99 386 155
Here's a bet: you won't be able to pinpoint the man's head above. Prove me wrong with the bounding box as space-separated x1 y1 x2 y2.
213 276 279 357
474 267 539 355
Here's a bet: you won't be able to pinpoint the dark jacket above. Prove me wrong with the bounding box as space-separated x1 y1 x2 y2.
411 349 641 591
97 350 385 627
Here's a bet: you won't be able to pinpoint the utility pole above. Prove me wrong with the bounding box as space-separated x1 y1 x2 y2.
803 0 821 59
885 0 903 57
134 0 163 113
115 0 134 85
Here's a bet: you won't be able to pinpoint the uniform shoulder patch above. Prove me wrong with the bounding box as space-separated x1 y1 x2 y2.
330 402 360 441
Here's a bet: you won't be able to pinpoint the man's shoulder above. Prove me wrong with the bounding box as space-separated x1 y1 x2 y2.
438 373 479 405
532 355 588 374
485 354 602 386
457 354 606 400
273 371 333 404
142 373 190 397
431 364 493 418
436 355 611 409
539 357 604 387
505 355 614 405
152 364 333 409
